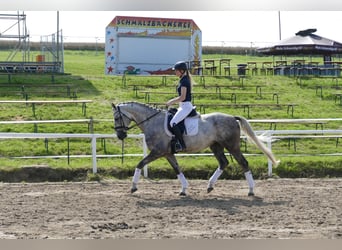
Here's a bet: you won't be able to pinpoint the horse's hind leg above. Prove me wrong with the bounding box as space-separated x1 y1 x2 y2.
229 146 255 196
207 143 229 193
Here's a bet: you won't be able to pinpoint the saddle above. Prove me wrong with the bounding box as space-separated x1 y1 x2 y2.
167 107 199 135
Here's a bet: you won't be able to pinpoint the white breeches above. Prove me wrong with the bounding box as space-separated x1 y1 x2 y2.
169 102 193 126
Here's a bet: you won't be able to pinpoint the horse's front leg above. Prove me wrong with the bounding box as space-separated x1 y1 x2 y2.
166 154 188 196
131 150 163 193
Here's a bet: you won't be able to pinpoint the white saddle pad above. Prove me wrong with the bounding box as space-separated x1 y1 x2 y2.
184 117 199 136
164 113 199 137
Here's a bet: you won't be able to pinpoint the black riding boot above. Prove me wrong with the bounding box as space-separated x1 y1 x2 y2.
172 123 186 153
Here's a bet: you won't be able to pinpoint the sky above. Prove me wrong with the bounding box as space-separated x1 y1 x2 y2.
2 11 342 48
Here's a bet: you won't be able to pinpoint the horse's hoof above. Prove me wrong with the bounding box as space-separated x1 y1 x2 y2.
179 192 187 196
131 187 138 193
207 187 214 193
248 192 255 196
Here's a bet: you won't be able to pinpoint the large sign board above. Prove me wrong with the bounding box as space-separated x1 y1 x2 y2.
105 16 202 75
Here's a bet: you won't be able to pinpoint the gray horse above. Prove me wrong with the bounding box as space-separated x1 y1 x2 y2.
112 101 279 196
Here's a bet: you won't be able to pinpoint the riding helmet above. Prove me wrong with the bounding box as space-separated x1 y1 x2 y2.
173 61 188 71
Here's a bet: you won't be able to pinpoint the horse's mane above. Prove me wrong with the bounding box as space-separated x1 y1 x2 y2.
118 101 163 112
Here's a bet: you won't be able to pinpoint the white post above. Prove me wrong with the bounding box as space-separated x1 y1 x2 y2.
91 135 97 173
142 134 148 177
267 131 273 176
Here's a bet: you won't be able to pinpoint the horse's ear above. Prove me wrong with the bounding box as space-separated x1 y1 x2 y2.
111 103 116 110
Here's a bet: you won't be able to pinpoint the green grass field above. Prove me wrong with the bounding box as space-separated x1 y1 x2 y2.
0 50 342 179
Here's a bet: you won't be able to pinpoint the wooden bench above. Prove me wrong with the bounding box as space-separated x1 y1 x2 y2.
0 73 13 83
24 84 77 99
197 75 246 88
128 84 163 97
249 118 327 130
241 133 342 152
0 99 92 117
141 90 279 104
195 90 278 104
194 84 278 103
141 91 176 102
314 85 342 100
0 72 62 83
0 84 30 99
318 76 339 87
23 87 77 100
0 119 94 133
230 92 279 104
273 134 342 151
0 84 77 99
122 74 177 88
197 103 297 118
255 86 279 103
148 102 297 118
142 91 225 103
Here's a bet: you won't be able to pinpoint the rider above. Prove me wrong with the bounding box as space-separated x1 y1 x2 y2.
166 61 194 152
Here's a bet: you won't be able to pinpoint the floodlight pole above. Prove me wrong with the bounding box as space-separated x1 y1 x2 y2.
56 11 60 68
278 11 282 41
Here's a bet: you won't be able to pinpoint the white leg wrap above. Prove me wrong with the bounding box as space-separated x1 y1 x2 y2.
208 167 223 186
177 173 189 189
244 170 255 189
132 168 141 184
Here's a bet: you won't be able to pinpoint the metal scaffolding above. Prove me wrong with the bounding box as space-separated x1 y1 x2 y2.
0 11 30 62
0 11 64 73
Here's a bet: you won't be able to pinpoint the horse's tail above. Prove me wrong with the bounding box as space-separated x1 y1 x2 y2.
235 116 280 166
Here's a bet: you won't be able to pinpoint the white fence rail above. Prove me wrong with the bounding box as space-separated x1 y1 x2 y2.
1 129 342 177
255 129 342 175
0 133 148 176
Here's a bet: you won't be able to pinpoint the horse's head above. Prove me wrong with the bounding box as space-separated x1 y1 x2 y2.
112 101 162 140
112 103 131 140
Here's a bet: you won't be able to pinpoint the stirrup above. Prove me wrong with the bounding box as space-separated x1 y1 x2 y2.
174 141 185 153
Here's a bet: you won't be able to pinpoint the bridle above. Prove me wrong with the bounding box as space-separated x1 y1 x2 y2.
114 105 162 133
113 105 162 164
113 106 131 131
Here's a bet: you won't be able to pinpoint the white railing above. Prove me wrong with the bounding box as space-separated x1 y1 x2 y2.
255 129 342 176
1 129 342 177
0 133 148 176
